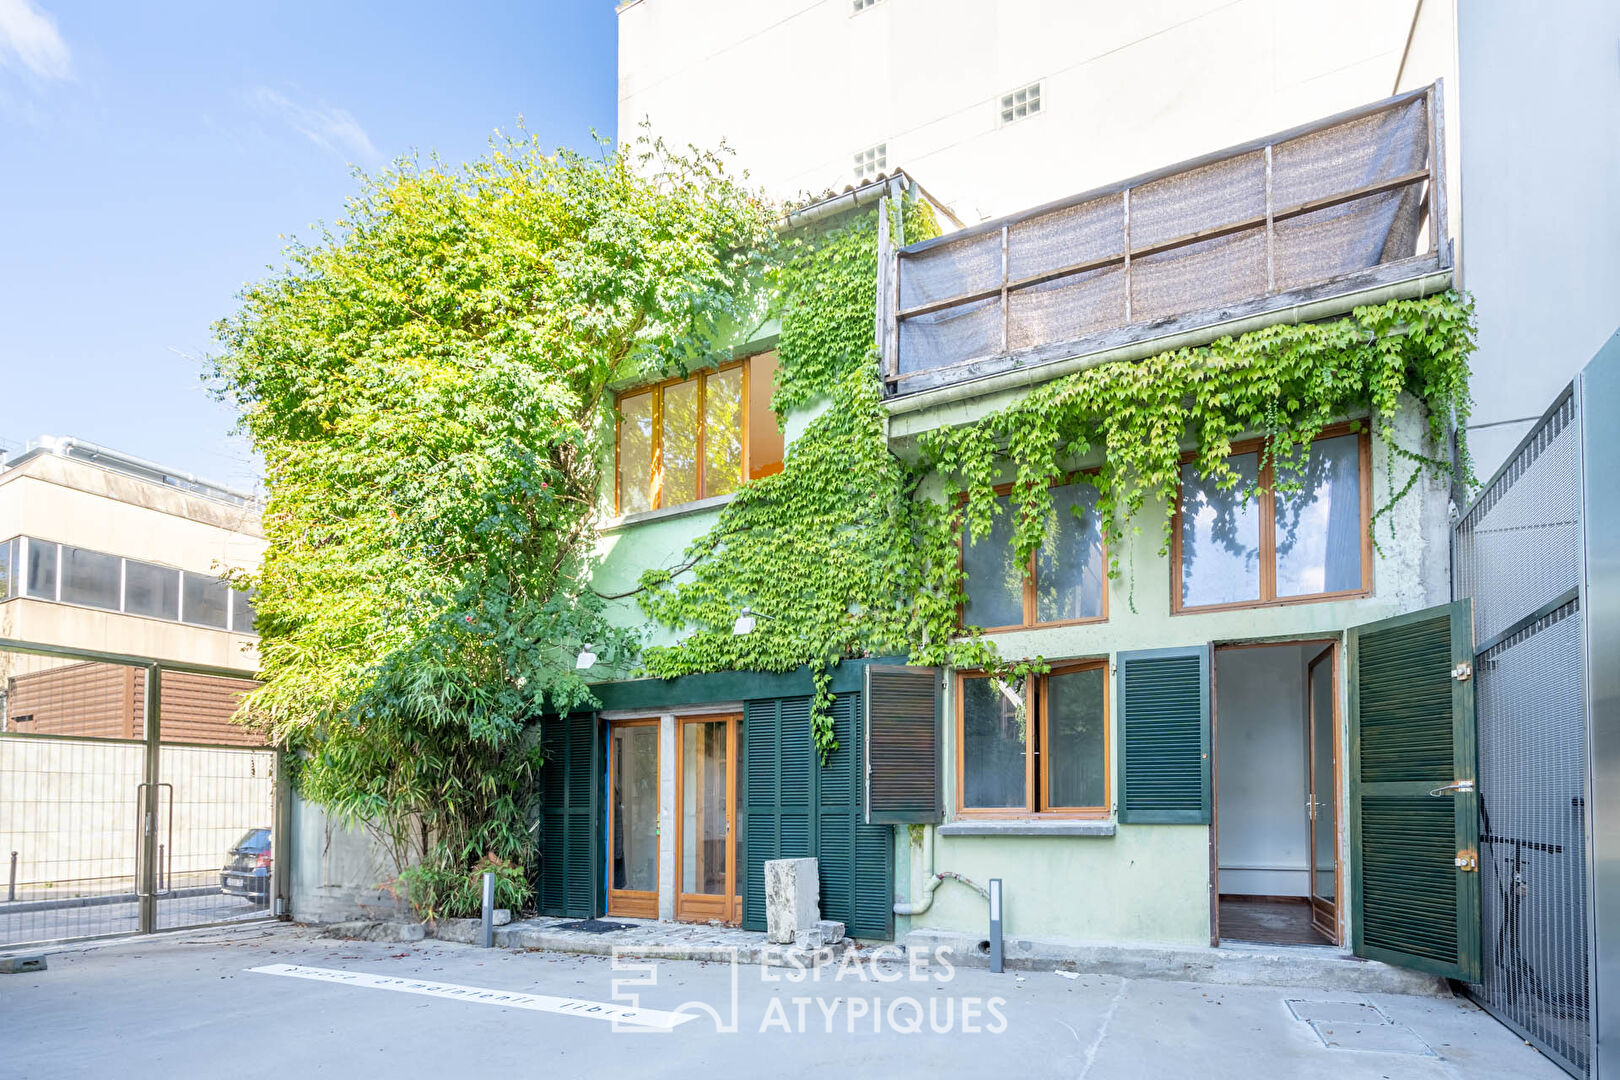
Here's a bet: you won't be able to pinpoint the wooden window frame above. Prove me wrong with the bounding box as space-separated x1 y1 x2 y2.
1170 423 1373 616
673 711 741 925
956 473 1110 634
606 718 660 919
954 660 1110 820
613 357 756 517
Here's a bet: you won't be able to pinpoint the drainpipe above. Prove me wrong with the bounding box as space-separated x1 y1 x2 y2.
893 826 990 915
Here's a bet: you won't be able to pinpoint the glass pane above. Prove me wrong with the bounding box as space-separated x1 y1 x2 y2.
612 725 659 893
182 573 229 629
1310 657 1336 902
961 676 1026 809
703 367 743 499
746 352 784 479
0 537 15 601
60 547 122 611
617 392 654 516
26 539 58 599
681 721 728 895
1036 482 1105 623
962 495 1024 629
1179 453 1261 607
125 560 180 621
662 379 699 507
1046 667 1106 808
231 587 257 635
1275 434 1363 597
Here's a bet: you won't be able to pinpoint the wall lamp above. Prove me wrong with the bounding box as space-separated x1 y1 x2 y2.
575 643 598 670
731 607 777 636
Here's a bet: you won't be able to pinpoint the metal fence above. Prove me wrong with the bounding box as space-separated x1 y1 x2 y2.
0 640 276 948
1453 386 1589 1077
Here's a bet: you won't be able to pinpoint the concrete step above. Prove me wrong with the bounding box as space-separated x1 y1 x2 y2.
902 928 1450 996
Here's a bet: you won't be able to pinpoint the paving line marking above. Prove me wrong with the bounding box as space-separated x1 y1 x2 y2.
249 963 697 1030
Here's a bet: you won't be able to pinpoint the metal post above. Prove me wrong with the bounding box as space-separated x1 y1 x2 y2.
158 844 165 893
480 871 495 948
7 851 15 901
988 878 1004 974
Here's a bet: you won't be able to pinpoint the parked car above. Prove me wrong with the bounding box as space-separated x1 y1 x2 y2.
220 827 272 904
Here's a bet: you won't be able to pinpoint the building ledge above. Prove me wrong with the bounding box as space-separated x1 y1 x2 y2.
938 819 1116 838
599 492 734 533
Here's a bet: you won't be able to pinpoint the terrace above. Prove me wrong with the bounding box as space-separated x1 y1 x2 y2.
877 84 1451 413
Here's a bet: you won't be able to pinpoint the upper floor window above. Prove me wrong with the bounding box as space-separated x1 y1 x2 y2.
1173 426 1370 612
615 352 784 517
999 81 1042 126
960 478 1106 631
852 143 886 182
957 662 1108 816
2 535 258 634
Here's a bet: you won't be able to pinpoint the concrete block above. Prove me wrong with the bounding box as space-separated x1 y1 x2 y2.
0 954 46 974
764 857 820 945
796 920 846 949
492 909 512 927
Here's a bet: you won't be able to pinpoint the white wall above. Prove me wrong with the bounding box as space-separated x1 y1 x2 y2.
1214 644 1310 898
1455 0 1620 479
620 0 1446 224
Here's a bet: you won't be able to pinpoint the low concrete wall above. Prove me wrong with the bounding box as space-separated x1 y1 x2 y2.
286 793 410 924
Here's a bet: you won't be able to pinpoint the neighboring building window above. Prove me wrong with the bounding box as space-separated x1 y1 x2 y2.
852 143 886 181
1174 427 1370 612
26 539 58 599
615 352 783 516
957 662 1108 815
125 560 181 621
960 479 1106 631
1 536 257 635
0 537 16 601
60 546 122 611
999 81 1043 126
851 0 880 11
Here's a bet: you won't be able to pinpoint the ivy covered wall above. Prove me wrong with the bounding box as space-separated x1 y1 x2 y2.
591 194 1476 759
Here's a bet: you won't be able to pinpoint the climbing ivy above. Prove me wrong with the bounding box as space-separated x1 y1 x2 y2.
633 195 1476 761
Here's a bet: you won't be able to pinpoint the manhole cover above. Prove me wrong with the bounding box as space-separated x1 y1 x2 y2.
1286 998 1435 1056
1285 1000 1389 1024
553 919 637 934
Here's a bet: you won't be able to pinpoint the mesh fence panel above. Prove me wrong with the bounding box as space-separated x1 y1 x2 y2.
0 648 273 948
1455 389 1589 1076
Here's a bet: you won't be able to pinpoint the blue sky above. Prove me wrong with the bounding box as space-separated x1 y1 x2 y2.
0 1 618 492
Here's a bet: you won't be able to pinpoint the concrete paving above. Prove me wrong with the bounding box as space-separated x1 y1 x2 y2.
0 923 1567 1080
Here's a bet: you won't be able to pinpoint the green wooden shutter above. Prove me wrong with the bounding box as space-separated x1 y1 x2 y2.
1117 646 1210 824
1349 600 1481 981
864 665 941 824
743 688 894 939
741 696 814 932
538 710 601 918
817 690 894 941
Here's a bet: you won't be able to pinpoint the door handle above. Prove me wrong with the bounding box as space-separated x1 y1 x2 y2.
1428 779 1475 797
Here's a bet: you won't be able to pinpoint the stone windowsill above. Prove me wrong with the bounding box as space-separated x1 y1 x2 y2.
599 492 735 533
937 819 1117 838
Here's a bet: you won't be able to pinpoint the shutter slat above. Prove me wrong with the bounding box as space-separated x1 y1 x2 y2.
864 666 941 824
1117 648 1210 824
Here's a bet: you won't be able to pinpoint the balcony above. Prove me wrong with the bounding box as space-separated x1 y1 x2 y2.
878 85 1451 407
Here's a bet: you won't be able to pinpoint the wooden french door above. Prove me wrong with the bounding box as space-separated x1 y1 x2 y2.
1306 645 1340 942
607 720 660 919
675 713 740 924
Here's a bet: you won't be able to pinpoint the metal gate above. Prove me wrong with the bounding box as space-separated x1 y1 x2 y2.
0 640 279 949
1453 386 1590 1077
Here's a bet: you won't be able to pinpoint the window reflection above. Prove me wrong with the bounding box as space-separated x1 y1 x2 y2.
1179 452 1262 607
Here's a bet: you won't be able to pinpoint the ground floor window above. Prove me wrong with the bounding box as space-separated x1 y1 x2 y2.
956 661 1108 816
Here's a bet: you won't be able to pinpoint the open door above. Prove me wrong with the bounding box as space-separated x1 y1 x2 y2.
1307 646 1339 942
1348 600 1480 981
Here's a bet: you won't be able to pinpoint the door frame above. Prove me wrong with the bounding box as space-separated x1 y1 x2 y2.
1306 643 1344 944
1210 637 1342 947
606 718 661 919
673 712 741 924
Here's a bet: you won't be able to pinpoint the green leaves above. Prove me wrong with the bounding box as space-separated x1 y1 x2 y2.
211 130 776 879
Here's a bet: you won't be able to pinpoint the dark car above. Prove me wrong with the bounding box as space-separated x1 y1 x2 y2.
221 827 272 904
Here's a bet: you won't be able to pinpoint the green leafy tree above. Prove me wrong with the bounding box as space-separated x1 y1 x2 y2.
210 132 775 910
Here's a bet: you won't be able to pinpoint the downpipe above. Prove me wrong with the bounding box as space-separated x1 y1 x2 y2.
893 826 990 915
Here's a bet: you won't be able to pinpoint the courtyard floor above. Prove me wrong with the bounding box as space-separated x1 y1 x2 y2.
0 923 1566 1079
